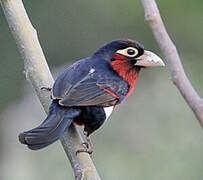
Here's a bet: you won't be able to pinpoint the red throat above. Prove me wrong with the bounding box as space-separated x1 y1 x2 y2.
111 53 139 98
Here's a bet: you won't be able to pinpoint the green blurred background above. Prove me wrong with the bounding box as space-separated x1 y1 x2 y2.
0 0 203 179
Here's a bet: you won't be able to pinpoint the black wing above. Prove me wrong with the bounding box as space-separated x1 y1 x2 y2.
52 59 129 107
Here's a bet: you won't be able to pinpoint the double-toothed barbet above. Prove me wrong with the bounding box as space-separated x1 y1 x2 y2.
19 39 165 154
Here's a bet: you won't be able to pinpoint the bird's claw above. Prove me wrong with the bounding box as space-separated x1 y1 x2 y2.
76 147 93 155
76 141 93 155
41 87 52 91
76 131 94 155
81 142 89 148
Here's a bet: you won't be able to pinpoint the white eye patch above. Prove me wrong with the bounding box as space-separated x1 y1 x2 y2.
116 47 138 57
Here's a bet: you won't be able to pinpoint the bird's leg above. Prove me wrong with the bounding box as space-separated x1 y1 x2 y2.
76 131 93 155
41 87 52 91
85 131 94 152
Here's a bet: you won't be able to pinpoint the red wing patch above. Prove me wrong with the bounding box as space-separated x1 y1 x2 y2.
100 87 120 99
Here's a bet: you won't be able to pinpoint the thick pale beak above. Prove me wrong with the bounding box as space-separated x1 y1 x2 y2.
135 50 165 67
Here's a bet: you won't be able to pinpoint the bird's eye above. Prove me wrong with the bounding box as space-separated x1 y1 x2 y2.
127 49 135 55
116 47 138 57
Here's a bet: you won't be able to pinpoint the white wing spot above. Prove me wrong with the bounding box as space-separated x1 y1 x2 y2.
89 68 95 74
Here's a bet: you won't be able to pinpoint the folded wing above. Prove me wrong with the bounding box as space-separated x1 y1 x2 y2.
52 59 129 107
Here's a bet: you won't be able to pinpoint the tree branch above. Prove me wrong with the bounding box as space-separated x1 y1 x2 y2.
141 0 203 128
0 0 101 179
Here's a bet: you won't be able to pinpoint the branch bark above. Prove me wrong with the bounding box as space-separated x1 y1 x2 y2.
141 0 203 128
0 0 100 179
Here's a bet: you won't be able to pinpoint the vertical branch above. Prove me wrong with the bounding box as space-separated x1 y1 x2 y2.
141 0 203 128
0 0 101 179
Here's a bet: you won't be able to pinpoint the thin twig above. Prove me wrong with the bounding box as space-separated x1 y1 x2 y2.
141 0 203 128
0 0 101 179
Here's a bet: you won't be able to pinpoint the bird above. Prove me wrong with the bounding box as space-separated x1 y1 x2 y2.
18 39 165 154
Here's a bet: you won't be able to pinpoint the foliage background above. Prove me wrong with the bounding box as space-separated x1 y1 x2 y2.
0 0 202 179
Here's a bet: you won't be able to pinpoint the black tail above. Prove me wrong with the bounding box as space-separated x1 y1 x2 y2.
18 100 81 150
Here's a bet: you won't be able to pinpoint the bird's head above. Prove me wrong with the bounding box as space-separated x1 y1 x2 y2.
93 39 165 93
93 39 165 69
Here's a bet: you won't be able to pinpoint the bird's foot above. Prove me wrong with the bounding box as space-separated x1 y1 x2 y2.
76 131 93 155
76 146 93 155
41 87 52 91
81 142 89 148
